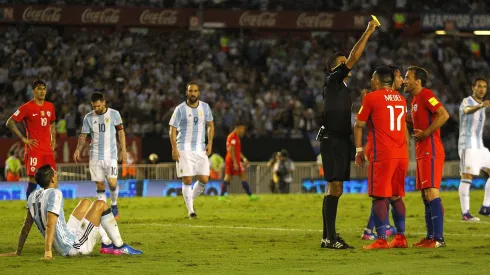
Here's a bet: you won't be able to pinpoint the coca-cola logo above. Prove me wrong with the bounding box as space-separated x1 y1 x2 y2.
81 8 120 24
139 9 178 25
22 6 62 22
296 13 334 29
239 11 277 28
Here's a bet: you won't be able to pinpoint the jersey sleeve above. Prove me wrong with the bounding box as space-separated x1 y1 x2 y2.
46 190 63 216
81 114 91 134
169 107 181 128
459 98 472 115
227 135 237 147
421 90 443 113
11 104 29 122
327 63 351 84
113 110 124 131
205 104 213 122
356 94 373 122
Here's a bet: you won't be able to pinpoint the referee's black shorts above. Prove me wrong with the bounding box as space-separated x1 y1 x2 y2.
320 135 351 182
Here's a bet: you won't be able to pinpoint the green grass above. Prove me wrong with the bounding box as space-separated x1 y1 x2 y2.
1 191 490 275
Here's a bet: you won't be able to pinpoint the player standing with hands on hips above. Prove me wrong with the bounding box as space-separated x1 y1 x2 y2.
169 82 214 219
318 18 380 249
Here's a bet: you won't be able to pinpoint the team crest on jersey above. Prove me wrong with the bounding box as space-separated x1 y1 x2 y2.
106 118 110 124
413 104 418 112
40 111 45 117
47 111 51 117
31 167 35 172
199 110 203 116
466 166 471 171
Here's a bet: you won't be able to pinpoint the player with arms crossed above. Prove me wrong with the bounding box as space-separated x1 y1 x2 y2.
6 80 56 199
73 92 127 221
169 82 214 218
355 66 409 249
360 65 403 240
0 164 142 259
404 66 449 248
219 121 259 201
458 77 490 220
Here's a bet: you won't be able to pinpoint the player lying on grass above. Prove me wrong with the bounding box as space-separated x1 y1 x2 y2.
0 164 142 260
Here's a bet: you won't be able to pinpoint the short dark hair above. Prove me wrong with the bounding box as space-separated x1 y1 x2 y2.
9 150 15 156
387 65 400 73
235 120 246 127
187 81 199 89
32 79 46 89
473 77 488 86
35 164 55 189
91 92 105 102
374 66 394 87
325 52 345 73
407 66 428 87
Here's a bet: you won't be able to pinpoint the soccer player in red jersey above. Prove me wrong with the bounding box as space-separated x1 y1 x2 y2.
219 122 259 201
6 80 57 199
355 66 409 249
404 66 449 248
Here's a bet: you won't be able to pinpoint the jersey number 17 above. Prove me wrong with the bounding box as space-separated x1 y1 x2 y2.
387 105 405 131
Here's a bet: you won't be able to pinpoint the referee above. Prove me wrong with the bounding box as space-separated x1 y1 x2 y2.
319 19 380 249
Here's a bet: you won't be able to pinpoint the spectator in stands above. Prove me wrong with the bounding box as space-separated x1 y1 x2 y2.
5 150 21 182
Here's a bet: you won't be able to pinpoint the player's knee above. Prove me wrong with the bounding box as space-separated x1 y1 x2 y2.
182 177 193 185
78 199 92 210
92 200 108 211
197 176 209 184
326 182 343 197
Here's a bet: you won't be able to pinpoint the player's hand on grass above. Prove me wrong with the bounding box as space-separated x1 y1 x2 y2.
172 149 180 161
355 152 366 167
0 251 19 257
121 150 127 164
412 129 427 142
205 143 212 156
73 149 81 163
22 137 39 149
42 255 54 261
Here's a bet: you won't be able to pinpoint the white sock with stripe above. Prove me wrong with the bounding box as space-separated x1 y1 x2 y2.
459 179 471 214
100 211 123 247
182 184 194 214
192 181 206 199
110 185 119 206
483 178 490 207
98 226 112 245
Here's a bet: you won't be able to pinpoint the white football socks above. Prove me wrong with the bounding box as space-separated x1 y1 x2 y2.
97 190 107 202
459 179 471 214
182 184 194 214
100 211 123 247
192 181 206 199
110 185 119 206
98 226 112 245
483 178 490 207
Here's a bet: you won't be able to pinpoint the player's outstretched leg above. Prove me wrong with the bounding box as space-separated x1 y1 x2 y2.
240 173 259 201
108 178 120 220
182 177 196 218
192 180 206 199
479 175 490 216
388 197 408 248
363 198 389 250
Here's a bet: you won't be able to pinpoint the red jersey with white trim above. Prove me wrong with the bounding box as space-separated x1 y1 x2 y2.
411 88 445 159
225 131 241 162
11 100 56 153
357 88 408 162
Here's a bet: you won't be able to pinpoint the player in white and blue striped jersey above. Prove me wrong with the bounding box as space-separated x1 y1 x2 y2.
458 77 490 221
73 92 127 220
169 82 215 219
0 164 141 259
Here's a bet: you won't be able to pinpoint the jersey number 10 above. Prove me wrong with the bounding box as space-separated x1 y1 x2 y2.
387 105 405 131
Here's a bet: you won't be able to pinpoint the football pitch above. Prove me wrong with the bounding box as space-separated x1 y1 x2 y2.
1 191 489 275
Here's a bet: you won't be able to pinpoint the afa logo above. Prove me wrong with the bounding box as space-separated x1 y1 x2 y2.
412 104 418 112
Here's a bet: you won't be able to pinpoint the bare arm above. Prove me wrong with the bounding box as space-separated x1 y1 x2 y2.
73 133 87 162
205 121 214 156
353 119 366 148
16 210 33 255
405 125 410 156
464 100 490 114
422 106 450 136
345 20 379 69
240 152 248 162
170 126 178 151
50 122 56 151
117 129 127 163
229 146 239 165
44 212 58 259
6 117 26 141
406 113 413 128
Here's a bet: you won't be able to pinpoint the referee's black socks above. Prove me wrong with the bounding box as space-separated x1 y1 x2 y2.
324 195 339 240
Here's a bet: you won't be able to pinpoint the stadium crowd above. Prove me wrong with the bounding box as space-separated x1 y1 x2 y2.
1 22 490 160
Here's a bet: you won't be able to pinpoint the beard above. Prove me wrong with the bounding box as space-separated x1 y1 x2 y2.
188 96 198 104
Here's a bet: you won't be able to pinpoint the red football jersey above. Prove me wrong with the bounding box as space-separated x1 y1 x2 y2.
225 131 241 162
357 88 408 161
11 100 56 153
411 88 445 159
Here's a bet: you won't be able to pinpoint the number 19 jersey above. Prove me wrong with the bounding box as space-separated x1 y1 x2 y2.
357 88 408 162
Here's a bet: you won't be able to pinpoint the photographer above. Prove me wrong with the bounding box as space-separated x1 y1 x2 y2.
273 150 295 194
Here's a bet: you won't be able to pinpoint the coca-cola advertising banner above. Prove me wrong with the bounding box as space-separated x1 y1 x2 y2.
0 4 193 27
0 137 142 165
1 4 370 30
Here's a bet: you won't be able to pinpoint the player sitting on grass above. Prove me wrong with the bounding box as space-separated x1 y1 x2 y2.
0 164 142 260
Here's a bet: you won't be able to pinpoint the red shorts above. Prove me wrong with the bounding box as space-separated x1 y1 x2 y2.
225 160 245 176
416 158 444 190
368 158 408 197
24 150 56 177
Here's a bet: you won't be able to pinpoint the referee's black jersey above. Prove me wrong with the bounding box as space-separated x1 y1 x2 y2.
322 63 352 137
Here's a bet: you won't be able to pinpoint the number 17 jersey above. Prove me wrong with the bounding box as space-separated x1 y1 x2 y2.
357 89 408 162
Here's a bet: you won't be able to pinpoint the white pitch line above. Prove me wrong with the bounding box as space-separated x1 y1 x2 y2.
139 223 490 237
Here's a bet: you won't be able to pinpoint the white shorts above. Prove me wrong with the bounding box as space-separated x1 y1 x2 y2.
89 159 118 182
459 148 490 176
176 150 210 177
67 216 99 256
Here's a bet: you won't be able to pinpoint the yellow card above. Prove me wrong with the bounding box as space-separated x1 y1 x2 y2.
371 15 381 26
